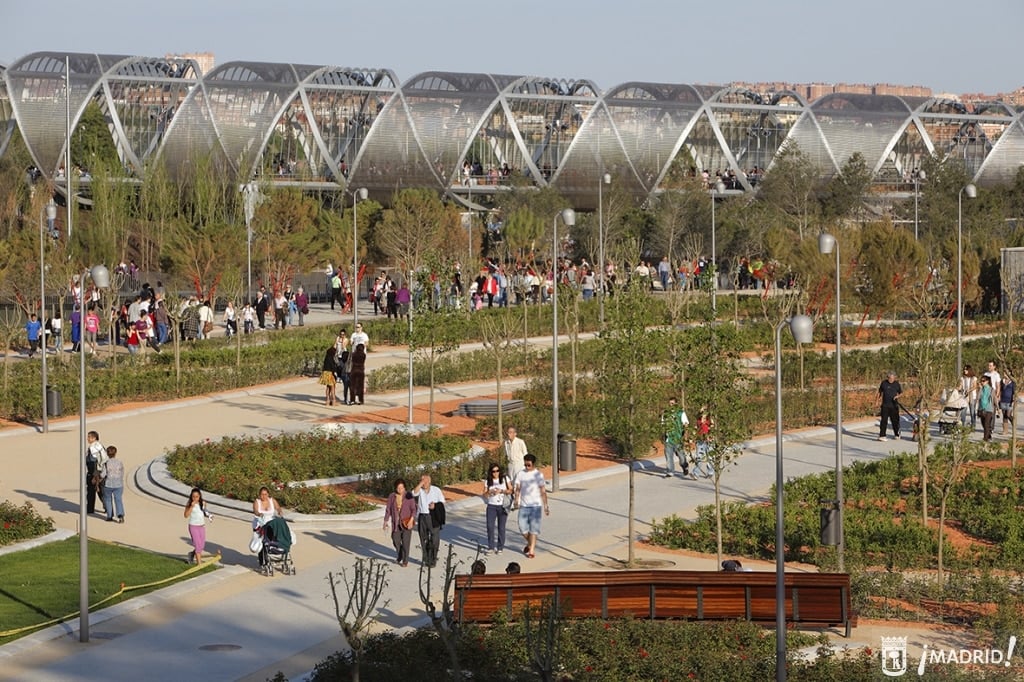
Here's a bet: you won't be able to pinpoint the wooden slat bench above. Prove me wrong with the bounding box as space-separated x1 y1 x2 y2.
454 570 855 637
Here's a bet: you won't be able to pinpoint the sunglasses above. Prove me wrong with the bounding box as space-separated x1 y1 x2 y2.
524 463 534 468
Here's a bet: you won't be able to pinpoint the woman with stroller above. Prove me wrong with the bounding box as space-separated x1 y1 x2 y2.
382 478 418 567
482 463 512 554
253 486 281 528
184 487 213 565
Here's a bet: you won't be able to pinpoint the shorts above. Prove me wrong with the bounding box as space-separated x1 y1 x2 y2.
517 506 542 535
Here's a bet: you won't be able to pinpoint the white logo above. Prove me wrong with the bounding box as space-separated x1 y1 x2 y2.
881 636 908 677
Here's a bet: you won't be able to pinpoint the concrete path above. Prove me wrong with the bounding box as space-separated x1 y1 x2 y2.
0 309 1013 681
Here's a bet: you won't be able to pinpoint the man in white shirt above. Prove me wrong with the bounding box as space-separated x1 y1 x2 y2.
514 454 549 558
350 323 370 352
412 474 445 567
985 361 1002 404
503 426 528 482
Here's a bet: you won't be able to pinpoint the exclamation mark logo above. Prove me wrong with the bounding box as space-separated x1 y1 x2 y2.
1006 636 1017 667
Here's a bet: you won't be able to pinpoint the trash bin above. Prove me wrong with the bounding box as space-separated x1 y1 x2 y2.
819 499 840 546
557 433 577 471
46 386 62 417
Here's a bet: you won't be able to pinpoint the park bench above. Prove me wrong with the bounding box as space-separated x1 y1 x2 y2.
454 569 855 637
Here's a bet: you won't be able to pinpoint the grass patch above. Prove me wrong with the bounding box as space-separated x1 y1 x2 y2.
0 536 215 644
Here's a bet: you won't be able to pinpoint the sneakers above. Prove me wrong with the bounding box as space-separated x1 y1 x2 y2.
878 436 888 442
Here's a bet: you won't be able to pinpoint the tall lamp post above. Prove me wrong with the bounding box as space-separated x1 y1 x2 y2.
774 314 814 682
912 170 926 241
351 187 368 327
79 264 110 643
597 172 611 325
40 199 57 433
710 180 726 312
551 207 576 493
956 184 977 376
241 182 260 305
408 270 415 425
818 233 844 571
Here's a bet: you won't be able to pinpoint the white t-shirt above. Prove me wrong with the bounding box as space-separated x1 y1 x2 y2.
515 468 545 508
416 485 445 514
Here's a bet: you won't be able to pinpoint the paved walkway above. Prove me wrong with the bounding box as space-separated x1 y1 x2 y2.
0 309 1013 681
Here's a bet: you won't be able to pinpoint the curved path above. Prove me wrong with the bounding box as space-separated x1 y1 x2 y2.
0 302 1004 681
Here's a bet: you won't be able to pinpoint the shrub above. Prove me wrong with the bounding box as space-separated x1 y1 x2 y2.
0 500 56 546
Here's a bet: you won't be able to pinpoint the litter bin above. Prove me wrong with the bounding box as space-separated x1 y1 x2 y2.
557 433 577 471
819 499 840 546
46 386 62 417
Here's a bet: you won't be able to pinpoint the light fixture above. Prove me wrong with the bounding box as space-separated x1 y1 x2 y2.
551 207 575 493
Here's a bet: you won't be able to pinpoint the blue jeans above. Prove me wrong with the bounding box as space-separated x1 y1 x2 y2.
485 504 508 551
692 442 714 478
104 486 124 520
663 442 677 473
157 322 169 345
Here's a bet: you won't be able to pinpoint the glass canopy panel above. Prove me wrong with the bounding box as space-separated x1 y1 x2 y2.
104 61 196 174
885 120 929 184
6 52 121 176
158 82 226 179
0 68 11 158
202 62 299 178
806 93 912 180
302 68 396 184
977 118 1024 185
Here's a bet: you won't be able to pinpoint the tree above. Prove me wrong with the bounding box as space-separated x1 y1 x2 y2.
374 188 460 273
930 427 977 587
478 305 522 436
676 320 751 566
818 152 873 222
756 142 821 241
409 306 464 426
597 280 665 566
327 557 391 682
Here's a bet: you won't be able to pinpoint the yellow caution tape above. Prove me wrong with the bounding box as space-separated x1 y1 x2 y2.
0 550 221 638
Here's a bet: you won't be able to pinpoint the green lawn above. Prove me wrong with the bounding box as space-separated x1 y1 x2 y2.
0 537 215 643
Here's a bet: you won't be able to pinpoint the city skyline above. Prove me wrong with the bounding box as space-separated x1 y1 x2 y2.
3 0 1021 97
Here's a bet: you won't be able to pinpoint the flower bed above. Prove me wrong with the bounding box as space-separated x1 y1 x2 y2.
165 430 478 514
0 501 56 546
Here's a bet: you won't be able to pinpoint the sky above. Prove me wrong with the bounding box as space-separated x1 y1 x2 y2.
3 0 1022 96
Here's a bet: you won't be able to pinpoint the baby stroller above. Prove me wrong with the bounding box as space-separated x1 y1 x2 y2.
938 388 966 435
255 516 296 576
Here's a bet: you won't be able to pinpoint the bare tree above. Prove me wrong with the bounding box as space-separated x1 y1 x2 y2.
327 557 391 682
417 544 462 681
479 305 522 436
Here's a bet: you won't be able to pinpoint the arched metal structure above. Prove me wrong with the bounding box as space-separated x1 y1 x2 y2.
3 51 1023 209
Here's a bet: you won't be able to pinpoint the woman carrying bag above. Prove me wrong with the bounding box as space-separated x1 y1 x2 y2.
482 462 512 554
382 478 418 567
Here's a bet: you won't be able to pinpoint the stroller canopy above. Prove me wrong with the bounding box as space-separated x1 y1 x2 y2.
263 516 292 552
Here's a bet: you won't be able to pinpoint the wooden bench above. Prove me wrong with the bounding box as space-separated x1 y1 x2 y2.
454 570 855 637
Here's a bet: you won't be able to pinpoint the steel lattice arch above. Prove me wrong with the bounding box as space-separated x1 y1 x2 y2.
2 51 1023 209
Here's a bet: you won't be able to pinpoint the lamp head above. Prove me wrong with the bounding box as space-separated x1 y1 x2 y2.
602 173 611 185
789 315 814 344
963 184 977 199
45 200 58 221
356 187 368 201
90 265 111 289
715 181 726 194
917 169 926 181
560 208 576 227
817 232 836 255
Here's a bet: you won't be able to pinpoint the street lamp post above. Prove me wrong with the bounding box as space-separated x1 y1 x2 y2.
597 172 611 325
351 187 368 327
913 170 926 241
710 180 726 312
775 314 814 682
818 233 844 571
40 200 57 433
79 263 110 643
551 207 576 493
956 184 977 376
408 270 415 425
241 182 259 306
64 56 73 241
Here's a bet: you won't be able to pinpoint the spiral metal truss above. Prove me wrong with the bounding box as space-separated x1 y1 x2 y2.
2 51 1023 210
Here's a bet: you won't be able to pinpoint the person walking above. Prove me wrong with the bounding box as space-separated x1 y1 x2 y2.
25 313 42 357
877 372 903 441
960 365 979 430
102 445 125 523
184 487 213 565
412 474 445 568
661 397 689 478
482 463 512 554
1000 372 1016 436
979 374 996 441
349 343 367 405
691 411 714 478
86 430 109 515
513 454 549 559
319 346 338 406
294 286 309 326
503 426 528 482
382 478 417 567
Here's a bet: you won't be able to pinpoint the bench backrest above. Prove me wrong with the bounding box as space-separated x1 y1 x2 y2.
454 570 851 629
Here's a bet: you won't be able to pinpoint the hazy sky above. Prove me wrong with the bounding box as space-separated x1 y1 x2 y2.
3 0 1021 95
